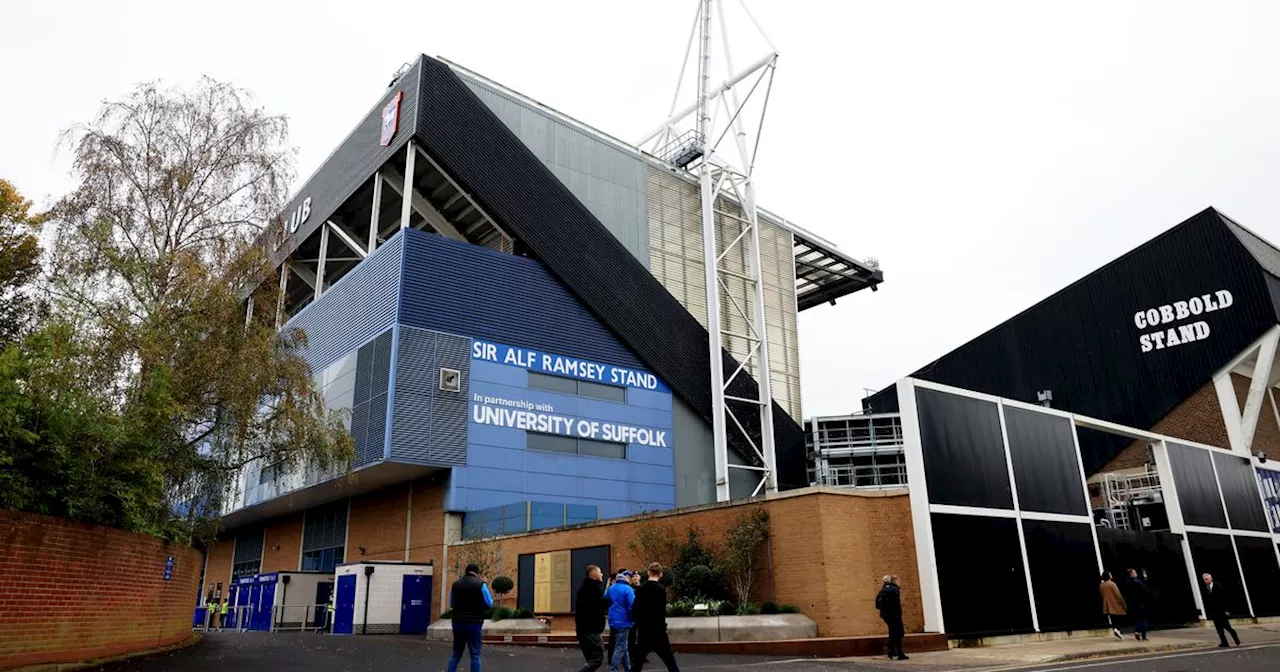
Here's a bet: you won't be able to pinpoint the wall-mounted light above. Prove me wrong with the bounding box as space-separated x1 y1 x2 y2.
359 546 367 556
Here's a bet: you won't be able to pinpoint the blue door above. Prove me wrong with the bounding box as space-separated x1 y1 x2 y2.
252 581 276 631
233 581 253 630
334 574 357 635
400 574 432 634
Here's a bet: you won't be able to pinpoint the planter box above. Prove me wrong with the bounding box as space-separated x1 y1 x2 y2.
664 614 817 643
426 618 550 641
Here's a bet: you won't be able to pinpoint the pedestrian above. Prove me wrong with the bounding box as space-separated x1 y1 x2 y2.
1200 573 1240 648
1100 571 1127 640
1122 569 1150 641
875 575 908 661
605 570 636 672
325 591 335 634
632 562 681 672
606 569 624 665
204 594 217 632
628 572 643 663
575 565 608 672
447 563 493 672
219 596 229 632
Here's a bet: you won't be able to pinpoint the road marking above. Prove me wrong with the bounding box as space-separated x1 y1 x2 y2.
973 642 1280 672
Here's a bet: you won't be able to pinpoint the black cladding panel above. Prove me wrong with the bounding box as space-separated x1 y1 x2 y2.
1166 443 1228 529
1234 536 1280 617
1022 520 1106 631
1187 533 1250 617
916 389 1014 509
1095 528 1200 626
517 554 535 612
1003 407 1088 516
931 513 1033 636
570 546 610 612
1212 453 1270 533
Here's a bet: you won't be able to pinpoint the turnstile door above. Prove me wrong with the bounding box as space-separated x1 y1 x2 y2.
400 575 432 634
334 575 357 635
314 582 334 628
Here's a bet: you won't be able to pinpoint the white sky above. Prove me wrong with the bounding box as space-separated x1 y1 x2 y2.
4 1 1280 418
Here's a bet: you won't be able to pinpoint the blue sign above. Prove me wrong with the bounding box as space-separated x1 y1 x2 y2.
472 340 669 393
164 555 174 581
1258 467 1280 534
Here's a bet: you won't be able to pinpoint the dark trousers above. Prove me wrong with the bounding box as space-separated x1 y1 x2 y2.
884 617 905 658
1213 615 1240 646
448 622 483 672
632 629 679 672
577 632 604 672
1131 607 1148 637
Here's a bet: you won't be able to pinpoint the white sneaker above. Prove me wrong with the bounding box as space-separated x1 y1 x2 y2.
1112 629 1122 640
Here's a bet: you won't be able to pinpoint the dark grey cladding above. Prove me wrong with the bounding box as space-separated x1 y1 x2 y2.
867 208 1280 474
407 56 806 486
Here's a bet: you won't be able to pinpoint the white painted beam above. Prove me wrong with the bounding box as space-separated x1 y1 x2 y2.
379 168 467 242
1241 329 1280 451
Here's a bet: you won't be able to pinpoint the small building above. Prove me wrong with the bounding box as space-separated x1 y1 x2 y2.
334 562 434 635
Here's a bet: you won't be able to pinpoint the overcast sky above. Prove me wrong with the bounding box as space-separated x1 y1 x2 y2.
4 1 1280 418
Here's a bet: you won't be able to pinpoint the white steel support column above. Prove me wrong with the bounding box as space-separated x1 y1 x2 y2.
399 142 416 231
369 172 383 254
275 260 289 329
314 222 329 302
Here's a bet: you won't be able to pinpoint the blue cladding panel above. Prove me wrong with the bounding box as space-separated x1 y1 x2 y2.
285 235 402 374
398 230 642 369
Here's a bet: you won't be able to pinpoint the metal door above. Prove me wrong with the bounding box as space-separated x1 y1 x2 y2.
334 574 357 635
252 581 276 631
399 574 431 634
314 581 333 628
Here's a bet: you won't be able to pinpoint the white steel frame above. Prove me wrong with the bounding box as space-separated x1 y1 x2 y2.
640 0 780 500
901 376 1280 634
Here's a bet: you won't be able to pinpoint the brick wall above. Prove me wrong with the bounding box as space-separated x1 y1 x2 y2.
439 488 920 637
204 535 235 595
0 510 202 670
261 513 304 573
347 485 410 562
406 475 448 615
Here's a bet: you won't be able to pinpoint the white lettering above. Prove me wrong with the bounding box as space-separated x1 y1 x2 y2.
1134 312 1147 329
1217 290 1233 310
1174 301 1190 320
1194 321 1210 339
1134 289 1233 354
1203 293 1218 312
1159 305 1175 324
1189 297 1204 314
1166 327 1182 347
1140 334 1152 352
1146 308 1160 326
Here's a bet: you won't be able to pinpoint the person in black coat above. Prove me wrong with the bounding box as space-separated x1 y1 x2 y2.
876 575 908 661
1201 573 1240 647
631 563 680 672
575 565 608 672
1122 569 1151 641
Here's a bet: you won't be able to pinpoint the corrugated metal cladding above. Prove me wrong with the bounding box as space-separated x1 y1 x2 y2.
272 65 420 264
398 229 642 369
301 500 348 553
458 74 650 264
389 326 470 466
408 56 807 487
352 331 392 468
232 527 264 565
646 167 802 420
867 208 1280 474
282 235 403 374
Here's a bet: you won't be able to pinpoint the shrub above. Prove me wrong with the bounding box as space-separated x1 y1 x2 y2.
761 601 778 615
491 576 514 597
677 564 720 601
713 600 737 616
667 598 695 617
513 608 533 619
736 602 761 616
490 606 514 621
722 508 769 608
669 527 727 600
778 604 801 614
440 610 453 619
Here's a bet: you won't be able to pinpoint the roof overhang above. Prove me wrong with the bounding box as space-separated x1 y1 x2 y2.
778 218 884 310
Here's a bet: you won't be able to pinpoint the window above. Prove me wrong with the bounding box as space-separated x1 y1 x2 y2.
529 372 626 403
301 547 344 573
301 500 347 572
526 432 626 460
231 527 265 579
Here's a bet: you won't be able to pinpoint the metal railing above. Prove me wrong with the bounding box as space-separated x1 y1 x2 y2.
197 605 253 632
272 604 329 633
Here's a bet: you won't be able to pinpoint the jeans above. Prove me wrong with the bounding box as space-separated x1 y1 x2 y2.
577 632 604 672
609 627 631 672
448 622 483 672
884 617 905 658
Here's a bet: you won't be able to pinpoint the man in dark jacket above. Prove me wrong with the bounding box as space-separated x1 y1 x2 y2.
448 563 493 672
575 565 608 672
1123 569 1151 641
876 575 908 661
632 563 680 672
1201 573 1240 648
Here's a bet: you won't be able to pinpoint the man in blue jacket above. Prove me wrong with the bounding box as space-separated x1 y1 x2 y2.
448 563 494 672
605 570 636 672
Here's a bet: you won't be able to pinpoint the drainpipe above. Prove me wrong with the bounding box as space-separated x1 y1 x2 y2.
362 565 375 635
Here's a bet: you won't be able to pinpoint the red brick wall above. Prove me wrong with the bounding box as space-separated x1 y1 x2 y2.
439 488 920 637
407 475 448 614
261 513 304 573
0 510 202 670
347 485 410 562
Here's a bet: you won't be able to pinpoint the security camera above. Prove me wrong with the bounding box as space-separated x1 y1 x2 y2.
1256 450 1268 464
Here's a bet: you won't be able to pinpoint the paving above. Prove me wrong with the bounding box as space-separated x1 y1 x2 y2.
82 623 1280 672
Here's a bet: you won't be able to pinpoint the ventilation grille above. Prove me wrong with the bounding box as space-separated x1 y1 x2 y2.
389 326 470 466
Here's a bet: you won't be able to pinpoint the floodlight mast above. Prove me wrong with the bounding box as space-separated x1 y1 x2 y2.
641 0 779 501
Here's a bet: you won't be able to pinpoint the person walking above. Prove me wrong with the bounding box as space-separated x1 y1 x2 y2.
876 575 908 661
605 570 636 672
575 565 608 672
219 597 230 632
1122 569 1150 641
632 562 680 672
324 591 336 634
1100 571 1127 640
1201 573 1240 648
447 563 493 672
204 594 217 632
